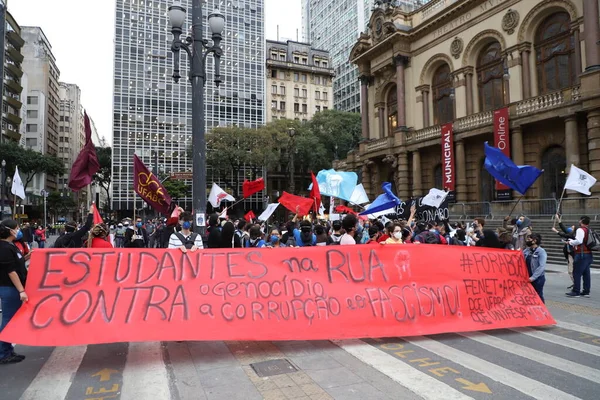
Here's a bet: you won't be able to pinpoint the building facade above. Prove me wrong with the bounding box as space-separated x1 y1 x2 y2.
21 26 60 192
111 0 266 214
2 11 25 143
339 0 600 213
266 40 334 122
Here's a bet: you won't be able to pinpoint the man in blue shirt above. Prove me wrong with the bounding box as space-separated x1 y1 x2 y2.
523 233 547 303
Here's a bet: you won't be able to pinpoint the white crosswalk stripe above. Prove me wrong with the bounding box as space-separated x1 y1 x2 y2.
120 342 171 400
557 320 600 336
510 327 600 357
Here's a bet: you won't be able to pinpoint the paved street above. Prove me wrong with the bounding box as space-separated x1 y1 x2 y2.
0 265 598 400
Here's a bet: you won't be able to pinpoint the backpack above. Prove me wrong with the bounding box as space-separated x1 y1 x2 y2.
417 231 441 244
53 233 77 248
175 232 199 249
584 227 600 251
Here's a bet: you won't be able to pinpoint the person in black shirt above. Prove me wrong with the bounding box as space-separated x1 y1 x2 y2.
53 205 95 248
124 217 149 248
0 219 29 364
206 214 222 249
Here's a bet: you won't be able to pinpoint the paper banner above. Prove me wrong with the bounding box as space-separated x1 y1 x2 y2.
0 246 554 346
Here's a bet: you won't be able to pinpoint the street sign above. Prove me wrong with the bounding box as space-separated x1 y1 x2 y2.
15 214 28 219
171 172 193 180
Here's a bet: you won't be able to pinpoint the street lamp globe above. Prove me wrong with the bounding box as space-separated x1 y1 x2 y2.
208 9 225 35
1 160 5 168
168 1 187 30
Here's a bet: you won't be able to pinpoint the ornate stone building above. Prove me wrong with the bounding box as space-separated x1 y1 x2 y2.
337 0 600 209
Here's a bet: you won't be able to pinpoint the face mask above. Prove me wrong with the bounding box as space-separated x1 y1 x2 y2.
410 222 415 228
525 240 534 247
15 230 23 240
182 221 192 230
394 232 402 240
566 227 573 234
270 235 279 244
136 222 143 228
516 220 523 226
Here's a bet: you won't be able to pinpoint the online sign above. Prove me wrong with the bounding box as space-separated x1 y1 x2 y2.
1 247 555 346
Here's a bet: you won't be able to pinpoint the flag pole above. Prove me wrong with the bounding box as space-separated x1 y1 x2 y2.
508 195 524 218
13 194 17 219
553 188 566 229
133 190 136 221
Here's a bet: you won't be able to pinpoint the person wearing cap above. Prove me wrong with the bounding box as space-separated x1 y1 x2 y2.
52 205 95 248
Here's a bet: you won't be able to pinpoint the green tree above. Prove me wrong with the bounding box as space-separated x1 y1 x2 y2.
0 142 65 192
163 179 190 201
92 147 112 212
305 110 362 163
46 191 76 220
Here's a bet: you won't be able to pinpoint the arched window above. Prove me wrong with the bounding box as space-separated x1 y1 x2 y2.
433 164 442 189
432 64 454 125
535 12 575 94
477 41 505 112
541 146 566 198
387 86 398 136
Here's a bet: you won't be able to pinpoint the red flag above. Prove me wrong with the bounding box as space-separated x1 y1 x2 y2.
91 203 103 224
242 178 265 198
244 210 256 221
278 192 314 216
309 172 321 212
133 155 172 214
335 205 357 215
68 112 100 191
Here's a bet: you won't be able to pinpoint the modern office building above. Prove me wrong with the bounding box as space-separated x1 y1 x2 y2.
338 0 600 211
266 39 334 122
111 0 266 214
21 26 60 192
2 11 25 143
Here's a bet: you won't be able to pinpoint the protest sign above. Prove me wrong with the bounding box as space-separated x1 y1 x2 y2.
383 196 450 223
0 246 554 346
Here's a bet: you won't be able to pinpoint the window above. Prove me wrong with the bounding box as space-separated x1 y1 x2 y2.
301 74 307 83
294 88 300 97
315 76 322 85
272 85 278 94
432 64 454 125
271 52 277 59
302 57 307 65
27 110 38 118
316 91 321 100
26 124 37 133
294 103 300 112
323 106 328 111
278 71 285 79
280 86 285 95
316 105 321 112
302 104 308 113
65 116 70 122
302 89 307 98
279 54 286 61
477 41 505 112
387 86 398 136
271 69 277 78
25 138 37 147
294 73 299 82
294 56 300 63
323 91 328 100
535 12 575 94
271 100 277 109
59 116 64 121
27 96 38 105
322 61 328 67
280 101 286 110
315 60 320 67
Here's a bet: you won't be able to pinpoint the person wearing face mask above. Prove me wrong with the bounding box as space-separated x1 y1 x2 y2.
504 215 532 250
245 226 266 248
523 233 547 303
384 223 404 244
168 212 204 252
0 219 29 364
13 228 32 263
551 214 576 289
125 217 149 248
53 205 95 248
268 228 286 248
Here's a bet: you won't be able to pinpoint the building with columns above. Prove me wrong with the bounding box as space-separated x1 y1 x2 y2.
337 0 600 210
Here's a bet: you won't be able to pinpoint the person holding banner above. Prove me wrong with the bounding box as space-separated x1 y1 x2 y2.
0 219 28 364
219 221 242 249
267 228 287 248
168 212 203 252
383 223 404 245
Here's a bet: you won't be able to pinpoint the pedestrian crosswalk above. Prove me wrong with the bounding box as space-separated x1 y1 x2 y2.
1 319 599 400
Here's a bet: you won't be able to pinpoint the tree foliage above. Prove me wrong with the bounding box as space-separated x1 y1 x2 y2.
163 179 190 201
0 142 65 191
92 147 112 211
46 191 76 219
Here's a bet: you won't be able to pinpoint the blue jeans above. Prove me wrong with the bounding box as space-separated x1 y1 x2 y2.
531 275 546 303
573 253 593 294
38 241 45 249
0 286 21 359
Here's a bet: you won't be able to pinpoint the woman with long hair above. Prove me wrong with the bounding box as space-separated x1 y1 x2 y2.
88 224 113 248
220 221 242 248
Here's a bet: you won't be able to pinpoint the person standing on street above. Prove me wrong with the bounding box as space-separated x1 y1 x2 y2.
523 233 547 303
567 216 593 297
53 205 95 248
34 225 46 248
551 214 576 290
168 212 203 252
114 223 126 248
340 214 358 245
124 218 148 248
21 223 33 250
0 219 28 364
146 219 157 248
88 224 114 248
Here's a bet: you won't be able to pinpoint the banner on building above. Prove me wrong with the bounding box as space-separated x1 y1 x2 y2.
493 107 512 200
0 247 554 346
441 123 455 198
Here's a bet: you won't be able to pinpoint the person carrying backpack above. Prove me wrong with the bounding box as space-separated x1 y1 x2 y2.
168 212 203 252
53 205 94 249
566 216 594 297
245 225 266 248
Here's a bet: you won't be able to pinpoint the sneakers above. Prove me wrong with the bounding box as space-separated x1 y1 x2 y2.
0 353 25 364
581 292 591 297
567 285 574 290
565 291 581 297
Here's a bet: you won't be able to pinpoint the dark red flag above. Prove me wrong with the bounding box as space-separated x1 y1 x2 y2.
244 210 256 221
309 172 321 212
68 112 100 191
243 178 265 198
133 155 172 214
278 192 314 216
335 205 357 215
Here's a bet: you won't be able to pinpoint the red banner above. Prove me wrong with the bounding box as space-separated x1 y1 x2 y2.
243 178 265 199
441 123 455 192
0 246 554 346
244 210 256 221
494 107 511 191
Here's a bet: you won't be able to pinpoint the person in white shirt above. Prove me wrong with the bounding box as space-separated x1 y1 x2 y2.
340 214 358 245
168 212 204 253
566 216 592 297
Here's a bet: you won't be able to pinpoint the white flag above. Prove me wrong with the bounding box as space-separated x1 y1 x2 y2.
422 188 448 208
218 207 228 219
318 201 326 216
350 184 370 205
11 166 26 200
258 203 279 221
564 165 596 195
208 183 235 208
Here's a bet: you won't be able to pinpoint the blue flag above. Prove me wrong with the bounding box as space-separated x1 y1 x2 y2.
359 182 401 216
314 169 358 201
484 142 543 195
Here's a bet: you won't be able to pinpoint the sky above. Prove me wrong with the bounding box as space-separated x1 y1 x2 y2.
9 0 302 146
